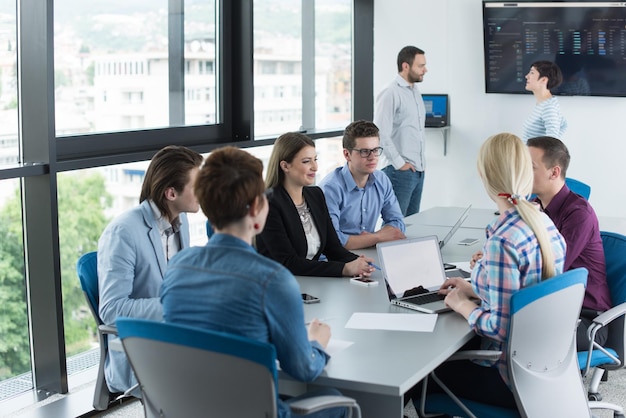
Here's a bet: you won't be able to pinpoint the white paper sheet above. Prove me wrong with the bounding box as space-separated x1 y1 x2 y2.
345 312 438 332
325 339 354 357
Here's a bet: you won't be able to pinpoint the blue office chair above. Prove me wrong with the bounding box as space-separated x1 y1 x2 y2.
76 251 120 410
420 268 591 418
566 177 591 200
116 318 361 418
578 231 626 418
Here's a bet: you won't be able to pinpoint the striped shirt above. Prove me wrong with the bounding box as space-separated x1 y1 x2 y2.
467 207 566 384
522 97 567 141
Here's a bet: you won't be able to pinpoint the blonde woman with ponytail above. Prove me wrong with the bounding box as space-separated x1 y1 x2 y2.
407 133 566 409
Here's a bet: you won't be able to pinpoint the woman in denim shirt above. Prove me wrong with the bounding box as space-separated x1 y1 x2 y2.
160 146 348 418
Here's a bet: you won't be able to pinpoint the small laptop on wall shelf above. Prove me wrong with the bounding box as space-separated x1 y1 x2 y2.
422 94 449 128
376 236 452 314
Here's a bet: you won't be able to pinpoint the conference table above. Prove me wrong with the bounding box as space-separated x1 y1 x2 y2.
278 206 495 418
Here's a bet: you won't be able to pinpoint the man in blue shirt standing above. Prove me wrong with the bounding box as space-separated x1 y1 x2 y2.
319 120 405 250
374 45 428 216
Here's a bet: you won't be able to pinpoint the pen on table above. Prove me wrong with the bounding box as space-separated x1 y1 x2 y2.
305 317 337 326
368 262 381 271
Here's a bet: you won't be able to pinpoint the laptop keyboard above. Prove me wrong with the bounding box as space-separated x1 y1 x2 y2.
402 292 445 305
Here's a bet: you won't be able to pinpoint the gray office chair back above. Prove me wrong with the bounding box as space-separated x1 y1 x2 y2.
118 322 275 417
117 318 360 418
508 268 590 418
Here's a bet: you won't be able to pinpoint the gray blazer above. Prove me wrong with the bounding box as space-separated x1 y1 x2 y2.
97 199 190 394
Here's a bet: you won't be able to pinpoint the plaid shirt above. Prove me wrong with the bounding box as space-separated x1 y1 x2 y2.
468 207 566 384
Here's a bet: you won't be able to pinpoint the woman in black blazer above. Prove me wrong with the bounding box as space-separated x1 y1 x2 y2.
257 132 374 277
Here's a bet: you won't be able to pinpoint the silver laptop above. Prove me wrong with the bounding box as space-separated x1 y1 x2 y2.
438 205 472 249
376 236 451 314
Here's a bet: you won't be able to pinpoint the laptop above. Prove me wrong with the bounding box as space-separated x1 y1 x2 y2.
376 236 452 314
422 94 449 127
438 205 472 249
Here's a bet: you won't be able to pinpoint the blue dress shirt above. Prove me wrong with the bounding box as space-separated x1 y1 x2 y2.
319 164 405 246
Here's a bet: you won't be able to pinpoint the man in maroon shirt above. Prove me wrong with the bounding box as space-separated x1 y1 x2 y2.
528 136 611 350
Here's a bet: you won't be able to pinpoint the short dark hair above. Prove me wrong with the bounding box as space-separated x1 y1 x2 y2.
343 120 380 150
397 46 425 72
527 136 570 178
139 145 203 220
195 146 265 230
531 61 563 90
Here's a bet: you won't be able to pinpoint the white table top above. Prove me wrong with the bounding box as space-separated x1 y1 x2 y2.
279 222 481 417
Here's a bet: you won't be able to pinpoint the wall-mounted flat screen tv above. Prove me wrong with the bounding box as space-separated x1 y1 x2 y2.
483 1 626 97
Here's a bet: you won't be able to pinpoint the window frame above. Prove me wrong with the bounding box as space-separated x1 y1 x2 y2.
2 0 373 407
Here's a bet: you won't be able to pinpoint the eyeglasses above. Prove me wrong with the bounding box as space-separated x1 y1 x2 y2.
350 147 383 158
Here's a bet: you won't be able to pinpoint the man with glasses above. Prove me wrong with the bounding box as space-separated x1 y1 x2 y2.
319 120 405 250
374 45 428 216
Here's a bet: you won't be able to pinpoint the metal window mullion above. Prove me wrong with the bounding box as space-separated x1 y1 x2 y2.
353 0 374 121
301 0 315 132
17 0 67 397
169 0 185 126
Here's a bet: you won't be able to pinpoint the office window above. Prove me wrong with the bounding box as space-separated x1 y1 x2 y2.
184 4 218 126
0 0 18 166
57 161 209 383
0 1 372 410
315 2 352 131
0 179 31 401
253 0 352 137
57 170 111 379
54 0 218 135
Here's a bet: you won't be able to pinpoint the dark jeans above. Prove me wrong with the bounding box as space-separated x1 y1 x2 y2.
382 165 425 217
577 309 609 351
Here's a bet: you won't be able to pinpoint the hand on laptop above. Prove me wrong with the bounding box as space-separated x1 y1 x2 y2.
439 278 479 318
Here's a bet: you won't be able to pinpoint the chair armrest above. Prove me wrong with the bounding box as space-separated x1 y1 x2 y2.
289 395 361 417
592 302 626 327
447 350 502 362
99 324 118 335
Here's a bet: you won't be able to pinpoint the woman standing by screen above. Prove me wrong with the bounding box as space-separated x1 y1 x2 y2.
522 61 568 142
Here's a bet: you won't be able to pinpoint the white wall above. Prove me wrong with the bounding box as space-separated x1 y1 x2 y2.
374 0 626 218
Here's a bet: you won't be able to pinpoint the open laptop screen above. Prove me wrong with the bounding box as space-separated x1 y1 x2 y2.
422 94 449 127
377 236 447 299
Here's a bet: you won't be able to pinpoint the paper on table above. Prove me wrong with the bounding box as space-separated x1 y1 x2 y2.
345 312 438 332
325 339 353 357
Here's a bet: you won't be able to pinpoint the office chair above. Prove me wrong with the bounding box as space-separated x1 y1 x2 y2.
420 268 592 418
566 177 591 200
116 318 361 418
206 219 215 239
76 251 121 410
578 231 626 418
